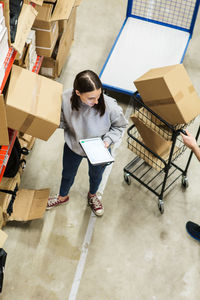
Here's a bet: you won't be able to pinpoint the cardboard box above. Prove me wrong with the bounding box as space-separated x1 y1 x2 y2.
133 107 173 141
34 0 75 23
0 170 49 223
35 21 59 56
134 64 200 124
74 0 82 6
24 0 44 6
40 7 76 78
0 230 7 247
6 189 50 222
12 3 38 54
1 1 37 53
18 132 36 151
131 115 172 156
127 135 182 172
0 171 21 205
0 207 4 229
5 65 63 141
0 94 9 145
33 21 58 48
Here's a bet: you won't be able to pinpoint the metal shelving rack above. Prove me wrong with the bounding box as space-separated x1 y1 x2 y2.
0 48 43 183
124 92 200 214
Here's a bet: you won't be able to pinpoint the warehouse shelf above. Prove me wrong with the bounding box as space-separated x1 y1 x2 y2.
32 55 43 74
0 47 17 94
0 54 43 182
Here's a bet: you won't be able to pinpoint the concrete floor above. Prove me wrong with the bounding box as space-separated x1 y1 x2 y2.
2 0 200 299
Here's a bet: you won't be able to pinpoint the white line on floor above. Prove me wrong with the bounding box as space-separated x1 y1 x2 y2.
68 99 133 300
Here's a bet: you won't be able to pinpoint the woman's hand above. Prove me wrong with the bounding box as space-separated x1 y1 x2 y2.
104 141 109 148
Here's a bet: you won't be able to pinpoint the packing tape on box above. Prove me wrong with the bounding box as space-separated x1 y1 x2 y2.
20 115 35 132
145 91 184 107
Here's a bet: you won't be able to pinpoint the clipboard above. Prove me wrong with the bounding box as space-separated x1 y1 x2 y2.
79 138 114 166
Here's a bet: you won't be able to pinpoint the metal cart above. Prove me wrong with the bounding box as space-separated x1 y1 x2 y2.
124 92 200 214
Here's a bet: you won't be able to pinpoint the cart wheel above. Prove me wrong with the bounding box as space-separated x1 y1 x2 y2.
158 199 164 214
182 176 189 188
124 173 131 185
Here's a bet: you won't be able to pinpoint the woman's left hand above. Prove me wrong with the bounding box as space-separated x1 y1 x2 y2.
104 141 109 148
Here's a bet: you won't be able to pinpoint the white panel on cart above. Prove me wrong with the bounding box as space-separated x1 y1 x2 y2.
100 17 190 94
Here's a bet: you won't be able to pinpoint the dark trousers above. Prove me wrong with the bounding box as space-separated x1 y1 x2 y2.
59 143 108 196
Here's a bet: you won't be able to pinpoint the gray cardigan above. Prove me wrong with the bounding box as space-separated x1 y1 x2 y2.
60 89 128 156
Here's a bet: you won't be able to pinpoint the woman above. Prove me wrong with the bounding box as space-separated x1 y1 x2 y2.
47 70 128 216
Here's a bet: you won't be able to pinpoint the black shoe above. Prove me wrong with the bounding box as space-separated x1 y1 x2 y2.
186 221 200 241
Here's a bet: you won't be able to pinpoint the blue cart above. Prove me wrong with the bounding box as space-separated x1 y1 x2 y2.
100 0 200 95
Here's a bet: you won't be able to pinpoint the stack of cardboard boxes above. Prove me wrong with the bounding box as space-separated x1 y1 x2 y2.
32 0 81 78
0 1 64 238
0 64 63 228
129 64 200 170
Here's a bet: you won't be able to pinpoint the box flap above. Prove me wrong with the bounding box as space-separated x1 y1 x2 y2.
12 4 38 54
57 7 76 75
0 230 7 247
35 3 53 22
31 0 44 5
74 0 82 6
0 94 9 146
8 189 50 221
24 0 44 5
51 0 75 21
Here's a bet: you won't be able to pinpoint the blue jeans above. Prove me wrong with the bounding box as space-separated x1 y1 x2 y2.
59 143 108 196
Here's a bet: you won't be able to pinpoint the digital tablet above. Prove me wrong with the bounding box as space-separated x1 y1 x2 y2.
79 138 114 166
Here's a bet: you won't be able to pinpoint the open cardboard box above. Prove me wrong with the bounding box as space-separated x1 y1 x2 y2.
0 94 9 145
1 188 50 223
5 64 63 141
40 6 76 78
2 1 38 54
134 64 200 125
5 189 50 222
0 171 50 223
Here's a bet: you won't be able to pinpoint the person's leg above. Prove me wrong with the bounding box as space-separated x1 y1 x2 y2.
88 163 107 194
87 162 108 216
59 143 83 196
186 221 200 241
47 143 82 208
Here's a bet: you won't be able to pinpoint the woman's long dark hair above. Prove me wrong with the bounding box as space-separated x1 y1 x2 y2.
71 70 105 116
